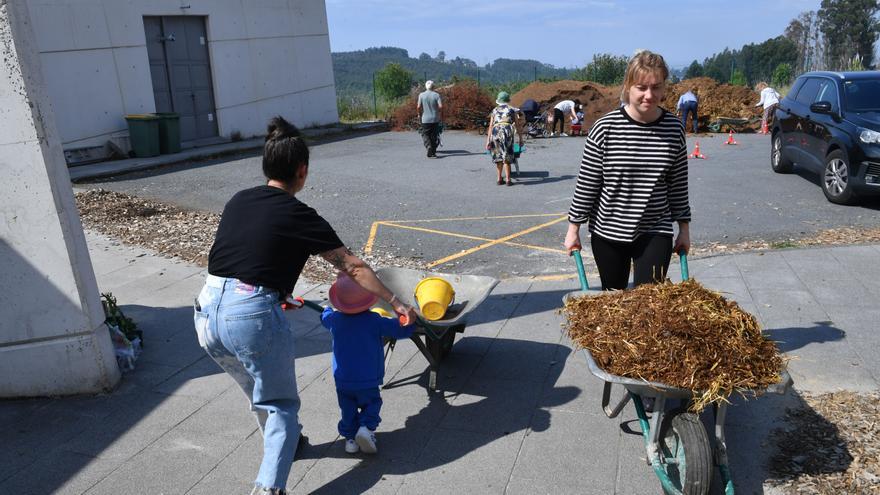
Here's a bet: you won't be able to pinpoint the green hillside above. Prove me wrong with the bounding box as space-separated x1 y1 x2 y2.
332 46 575 96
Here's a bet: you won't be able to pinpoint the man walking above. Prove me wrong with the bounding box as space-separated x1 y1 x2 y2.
677 88 698 134
417 80 443 158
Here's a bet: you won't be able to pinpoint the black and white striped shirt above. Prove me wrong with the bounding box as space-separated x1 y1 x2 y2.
568 107 691 243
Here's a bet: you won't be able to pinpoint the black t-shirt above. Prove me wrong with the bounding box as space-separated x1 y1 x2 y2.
208 185 344 293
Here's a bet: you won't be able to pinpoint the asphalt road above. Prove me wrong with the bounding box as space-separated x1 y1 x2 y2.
82 129 880 278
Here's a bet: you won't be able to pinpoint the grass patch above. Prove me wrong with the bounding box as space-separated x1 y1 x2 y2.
770 240 799 249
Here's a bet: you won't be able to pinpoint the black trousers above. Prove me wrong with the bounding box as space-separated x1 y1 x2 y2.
552 108 565 134
591 232 673 290
420 123 440 154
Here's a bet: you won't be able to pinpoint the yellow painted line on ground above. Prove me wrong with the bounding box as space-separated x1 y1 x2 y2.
390 213 563 224
384 222 568 255
363 221 384 255
427 215 569 268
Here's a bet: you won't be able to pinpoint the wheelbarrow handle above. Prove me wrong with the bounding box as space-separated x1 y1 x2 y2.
570 250 590 291
679 251 689 281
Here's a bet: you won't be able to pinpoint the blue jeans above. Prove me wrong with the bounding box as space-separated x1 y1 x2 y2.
194 275 301 491
680 101 698 133
336 387 382 439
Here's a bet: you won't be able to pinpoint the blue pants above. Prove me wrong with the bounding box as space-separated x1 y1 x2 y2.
194 275 301 492
680 100 698 133
336 387 382 439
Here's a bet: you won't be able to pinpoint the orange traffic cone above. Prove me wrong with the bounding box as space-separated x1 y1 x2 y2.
724 130 738 145
688 141 706 159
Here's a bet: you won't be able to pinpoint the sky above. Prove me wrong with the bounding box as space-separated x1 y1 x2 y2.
325 0 822 69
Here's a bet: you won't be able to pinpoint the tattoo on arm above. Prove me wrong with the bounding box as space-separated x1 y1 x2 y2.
325 248 353 271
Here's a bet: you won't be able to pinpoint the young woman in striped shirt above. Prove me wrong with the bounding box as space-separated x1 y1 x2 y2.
563 50 691 290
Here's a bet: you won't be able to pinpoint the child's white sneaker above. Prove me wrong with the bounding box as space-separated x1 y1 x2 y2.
344 438 359 454
355 426 377 454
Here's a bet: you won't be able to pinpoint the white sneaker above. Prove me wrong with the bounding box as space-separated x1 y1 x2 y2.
355 426 377 454
550 132 557 137
560 132 569 137
344 438 359 454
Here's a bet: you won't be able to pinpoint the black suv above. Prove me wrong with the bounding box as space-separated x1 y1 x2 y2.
772 71 880 204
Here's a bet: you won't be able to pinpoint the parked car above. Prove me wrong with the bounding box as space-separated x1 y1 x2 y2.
771 71 880 204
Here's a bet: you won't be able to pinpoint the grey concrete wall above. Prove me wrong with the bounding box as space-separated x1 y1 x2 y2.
28 0 338 150
0 0 120 397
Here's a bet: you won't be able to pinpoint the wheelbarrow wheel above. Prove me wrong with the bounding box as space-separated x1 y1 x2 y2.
658 409 712 495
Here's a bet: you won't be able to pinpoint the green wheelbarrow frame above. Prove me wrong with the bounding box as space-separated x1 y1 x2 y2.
565 251 792 494
708 116 761 133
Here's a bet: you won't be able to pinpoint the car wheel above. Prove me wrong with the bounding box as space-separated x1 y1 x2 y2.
822 150 856 205
771 133 793 173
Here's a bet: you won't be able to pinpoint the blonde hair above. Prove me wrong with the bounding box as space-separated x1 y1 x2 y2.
755 81 768 91
621 50 669 104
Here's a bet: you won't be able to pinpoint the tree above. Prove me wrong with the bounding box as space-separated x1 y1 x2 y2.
730 68 747 86
786 11 823 72
818 0 880 70
374 62 413 101
436 51 446 62
772 63 794 86
685 60 703 78
418 52 432 61
576 53 628 85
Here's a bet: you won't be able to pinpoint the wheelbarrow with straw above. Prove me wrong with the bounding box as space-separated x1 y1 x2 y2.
294 268 498 391
564 251 792 495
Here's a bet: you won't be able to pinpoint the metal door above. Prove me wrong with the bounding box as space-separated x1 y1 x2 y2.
144 16 218 143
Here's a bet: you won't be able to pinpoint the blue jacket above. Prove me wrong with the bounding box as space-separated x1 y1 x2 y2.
321 307 415 390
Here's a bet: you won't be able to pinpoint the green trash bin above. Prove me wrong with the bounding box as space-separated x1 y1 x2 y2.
124 114 160 157
154 112 181 154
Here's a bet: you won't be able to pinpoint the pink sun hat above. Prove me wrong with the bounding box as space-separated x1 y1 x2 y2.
328 272 378 314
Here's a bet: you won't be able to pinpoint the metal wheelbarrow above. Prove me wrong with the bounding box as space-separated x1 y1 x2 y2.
564 251 792 495
373 267 498 391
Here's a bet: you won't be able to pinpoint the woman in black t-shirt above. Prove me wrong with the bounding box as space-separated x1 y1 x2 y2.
194 116 416 495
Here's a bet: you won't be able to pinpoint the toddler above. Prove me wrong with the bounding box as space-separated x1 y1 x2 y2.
321 272 415 454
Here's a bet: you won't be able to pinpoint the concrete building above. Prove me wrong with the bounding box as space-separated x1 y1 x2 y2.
1 1 120 397
28 0 338 162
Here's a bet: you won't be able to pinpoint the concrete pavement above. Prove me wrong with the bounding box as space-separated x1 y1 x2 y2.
1 231 878 494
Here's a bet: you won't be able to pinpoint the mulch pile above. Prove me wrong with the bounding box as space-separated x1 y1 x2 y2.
767 391 880 494
665 77 764 132
75 189 426 284
390 80 495 132
390 77 763 134
510 80 620 130
564 279 784 412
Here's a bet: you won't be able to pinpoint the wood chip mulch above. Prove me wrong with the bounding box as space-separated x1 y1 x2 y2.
564 279 785 412
766 391 880 494
74 188 426 284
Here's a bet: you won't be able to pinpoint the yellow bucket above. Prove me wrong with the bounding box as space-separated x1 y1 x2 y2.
414 277 455 321
371 307 393 318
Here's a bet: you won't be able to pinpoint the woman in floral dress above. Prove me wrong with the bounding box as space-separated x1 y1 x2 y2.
485 91 523 186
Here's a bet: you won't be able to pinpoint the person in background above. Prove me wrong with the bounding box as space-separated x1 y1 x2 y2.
520 98 540 124
485 91 524 186
194 116 417 495
755 82 780 134
677 88 699 134
321 273 415 455
550 99 581 136
417 80 443 157
564 50 691 291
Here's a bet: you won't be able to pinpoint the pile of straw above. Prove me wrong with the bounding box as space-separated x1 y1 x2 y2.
564 279 784 412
